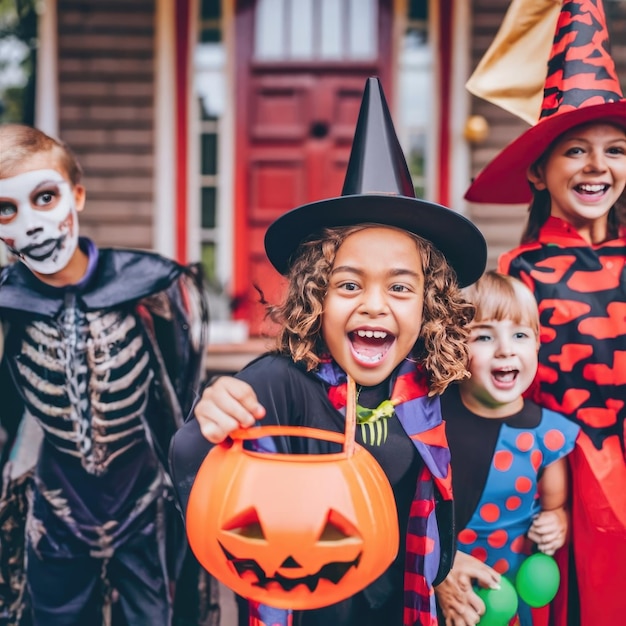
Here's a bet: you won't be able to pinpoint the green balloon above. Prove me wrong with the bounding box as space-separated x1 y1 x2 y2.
515 553 560 608
475 577 518 626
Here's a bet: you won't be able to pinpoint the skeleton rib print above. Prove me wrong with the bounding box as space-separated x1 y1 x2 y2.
14 305 155 475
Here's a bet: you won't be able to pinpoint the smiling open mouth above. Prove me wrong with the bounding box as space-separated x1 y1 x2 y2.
575 183 609 196
492 369 519 383
349 330 394 364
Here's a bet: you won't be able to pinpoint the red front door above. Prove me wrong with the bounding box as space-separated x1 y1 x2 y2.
233 0 392 336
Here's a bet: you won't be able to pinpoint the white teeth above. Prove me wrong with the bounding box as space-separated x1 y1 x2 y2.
356 352 384 363
355 329 388 339
579 184 606 193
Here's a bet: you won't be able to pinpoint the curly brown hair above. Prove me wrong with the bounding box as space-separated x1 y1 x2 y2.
267 224 475 395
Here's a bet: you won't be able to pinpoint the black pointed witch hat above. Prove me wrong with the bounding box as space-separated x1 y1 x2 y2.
264 77 487 287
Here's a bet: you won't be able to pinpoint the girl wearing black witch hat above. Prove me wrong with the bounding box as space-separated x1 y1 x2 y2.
171 77 487 626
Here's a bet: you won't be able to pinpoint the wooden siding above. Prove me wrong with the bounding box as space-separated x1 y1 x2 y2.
467 0 626 269
57 0 156 250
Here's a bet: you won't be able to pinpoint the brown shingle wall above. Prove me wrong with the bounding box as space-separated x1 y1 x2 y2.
57 0 156 250
467 0 626 269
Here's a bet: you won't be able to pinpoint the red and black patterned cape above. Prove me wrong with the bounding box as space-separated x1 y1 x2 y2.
499 216 626 625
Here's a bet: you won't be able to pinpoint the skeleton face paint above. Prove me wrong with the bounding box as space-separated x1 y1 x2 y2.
0 168 79 274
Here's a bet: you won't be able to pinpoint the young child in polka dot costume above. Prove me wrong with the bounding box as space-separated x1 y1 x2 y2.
435 272 580 626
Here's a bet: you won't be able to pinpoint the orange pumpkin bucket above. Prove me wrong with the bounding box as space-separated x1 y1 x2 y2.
186 376 399 610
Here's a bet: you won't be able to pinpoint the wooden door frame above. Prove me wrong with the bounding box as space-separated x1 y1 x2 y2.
231 0 393 317
435 0 471 213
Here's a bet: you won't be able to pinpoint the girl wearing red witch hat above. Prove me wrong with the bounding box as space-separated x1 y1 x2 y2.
466 1 626 624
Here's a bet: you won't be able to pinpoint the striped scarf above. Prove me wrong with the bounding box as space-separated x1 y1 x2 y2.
320 357 452 626
250 357 452 626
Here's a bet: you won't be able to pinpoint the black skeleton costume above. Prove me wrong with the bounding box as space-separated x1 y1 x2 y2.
0 238 215 625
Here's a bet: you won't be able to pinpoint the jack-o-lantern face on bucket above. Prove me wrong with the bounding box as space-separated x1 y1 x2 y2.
186 426 399 610
219 500 363 592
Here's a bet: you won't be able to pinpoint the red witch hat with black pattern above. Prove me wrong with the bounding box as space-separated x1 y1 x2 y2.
465 0 626 205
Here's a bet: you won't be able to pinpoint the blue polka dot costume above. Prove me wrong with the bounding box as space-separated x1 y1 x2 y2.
457 411 578 575
441 386 579 625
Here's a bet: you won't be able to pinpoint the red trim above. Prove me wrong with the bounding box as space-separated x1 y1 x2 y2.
437 1 453 207
233 0 255 319
175 0 190 264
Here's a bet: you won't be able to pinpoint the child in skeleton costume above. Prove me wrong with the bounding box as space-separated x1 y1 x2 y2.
465 1 626 623
0 124 212 626
171 78 487 626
